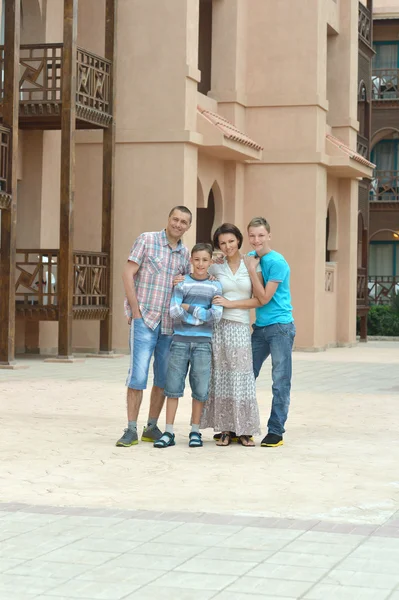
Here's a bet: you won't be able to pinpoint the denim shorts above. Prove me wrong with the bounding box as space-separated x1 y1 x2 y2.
125 318 172 390
164 340 212 402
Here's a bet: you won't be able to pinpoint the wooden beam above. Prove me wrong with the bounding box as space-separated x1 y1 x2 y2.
58 0 78 358
0 0 20 365
100 0 117 353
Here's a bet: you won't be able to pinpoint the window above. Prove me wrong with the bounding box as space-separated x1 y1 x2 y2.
198 0 213 95
369 242 399 277
373 42 399 100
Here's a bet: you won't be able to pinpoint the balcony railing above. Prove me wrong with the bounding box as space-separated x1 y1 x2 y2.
358 2 372 47
370 170 399 202
357 268 367 306
357 134 369 159
368 276 399 305
372 69 399 101
0 124 11 209
0 44 112 128
15 249 109 319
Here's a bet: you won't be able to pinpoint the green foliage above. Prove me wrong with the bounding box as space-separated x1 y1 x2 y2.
391 292 399 317
361 305 399 336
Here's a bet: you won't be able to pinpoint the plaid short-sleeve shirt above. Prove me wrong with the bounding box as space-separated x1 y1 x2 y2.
124 229 190 335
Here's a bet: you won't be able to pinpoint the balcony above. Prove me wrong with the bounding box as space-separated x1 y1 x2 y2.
358 2 372 47
368 276 399 305
15 249 110 320
372 69 399 103
0 124 11 209
369 170 399 203
0 44 112 130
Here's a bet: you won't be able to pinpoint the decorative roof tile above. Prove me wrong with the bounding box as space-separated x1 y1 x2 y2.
198 106 263 151
326 134 374 169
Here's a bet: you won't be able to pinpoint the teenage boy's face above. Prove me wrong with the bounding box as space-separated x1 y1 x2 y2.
191 251 212 278
248 225 270 254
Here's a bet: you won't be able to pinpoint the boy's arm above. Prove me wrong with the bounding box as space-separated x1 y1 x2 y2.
187 284 223 323
213 296 262 309
170 284 203 324
244 255 282 306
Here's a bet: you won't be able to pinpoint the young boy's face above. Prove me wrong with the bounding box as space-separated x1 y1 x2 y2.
191 250 212 279
248 225 270 254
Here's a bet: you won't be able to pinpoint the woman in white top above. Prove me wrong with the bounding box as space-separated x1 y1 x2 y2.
200 223 261 446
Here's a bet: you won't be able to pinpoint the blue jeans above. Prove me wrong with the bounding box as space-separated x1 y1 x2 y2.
164 341 212 402
126 318 172 390
252 322 296 435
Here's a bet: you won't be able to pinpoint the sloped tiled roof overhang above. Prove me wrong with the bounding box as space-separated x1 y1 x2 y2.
198 106 263 151
326 134 375 178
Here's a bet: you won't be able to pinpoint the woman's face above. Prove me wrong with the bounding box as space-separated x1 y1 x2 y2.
217 233 240 258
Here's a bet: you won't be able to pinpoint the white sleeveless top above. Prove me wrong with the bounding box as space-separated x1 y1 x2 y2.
208 259 252 325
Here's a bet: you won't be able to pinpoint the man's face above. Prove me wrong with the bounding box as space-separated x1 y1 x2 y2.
248 225 270 254
167 210 191 239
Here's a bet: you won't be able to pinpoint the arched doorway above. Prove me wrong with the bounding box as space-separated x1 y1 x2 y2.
196 189 215 244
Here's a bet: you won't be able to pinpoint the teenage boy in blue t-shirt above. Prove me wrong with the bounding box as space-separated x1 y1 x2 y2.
244 217 295 448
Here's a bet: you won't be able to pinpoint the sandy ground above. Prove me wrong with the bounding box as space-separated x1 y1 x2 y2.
1 342 399 524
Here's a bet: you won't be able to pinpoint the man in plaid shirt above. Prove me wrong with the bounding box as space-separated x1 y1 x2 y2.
116 206 192 447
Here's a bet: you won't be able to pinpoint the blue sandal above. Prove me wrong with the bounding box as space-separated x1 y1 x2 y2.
154 432 175 448
189 431 203 448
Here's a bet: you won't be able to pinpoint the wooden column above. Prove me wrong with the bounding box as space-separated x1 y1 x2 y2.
0 0 20 365
58 0 78 358
100 0 117 353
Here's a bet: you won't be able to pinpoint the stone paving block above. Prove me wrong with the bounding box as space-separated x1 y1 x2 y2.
174 557 257 576
0 558 25 573
215 534 290 552
76 563 166 585
283 539 354 557
101 551 187 571
324 569 399 590
42 546 118 565
0 574 63 595
89 519 180 541
227 574 313 597
298 531 365 545
121 586 216 600
66 536 142 554
5 558 92 580
129 541 204 560
265 550 341 569
337 556 399 575
0 539 71 560
153 570 238 591
43 579 142 599
246 562 329 582
213 593 297 600
154 531 232 548
198 546 270 563
303 583 391 599
171 522 244 536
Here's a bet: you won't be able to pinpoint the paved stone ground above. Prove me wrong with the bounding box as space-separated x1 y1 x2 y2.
1 342 399 599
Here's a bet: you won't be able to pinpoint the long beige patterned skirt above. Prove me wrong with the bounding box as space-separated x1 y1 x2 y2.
200 318 261 436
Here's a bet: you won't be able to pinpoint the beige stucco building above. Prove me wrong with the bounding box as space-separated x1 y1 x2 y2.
1 0 374 359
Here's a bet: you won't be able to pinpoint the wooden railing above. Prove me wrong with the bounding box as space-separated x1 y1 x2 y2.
0 44 112 126
0 124 11 209
369 170 399 202
15 249 109 311
357 267 367 306
372 69 399 101
73 251 109 307
358 2 372 47
356 134 369 159
368 276 399 305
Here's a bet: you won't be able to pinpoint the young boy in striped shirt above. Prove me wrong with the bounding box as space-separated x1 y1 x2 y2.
154 243 223 448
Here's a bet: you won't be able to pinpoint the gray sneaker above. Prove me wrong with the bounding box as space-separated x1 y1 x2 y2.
115 428 138 447
141 425 163 442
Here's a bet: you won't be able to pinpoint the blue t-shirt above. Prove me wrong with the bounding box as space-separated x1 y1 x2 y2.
250 250 293 327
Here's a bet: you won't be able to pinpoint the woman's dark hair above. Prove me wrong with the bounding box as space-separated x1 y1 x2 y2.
213 223 243 250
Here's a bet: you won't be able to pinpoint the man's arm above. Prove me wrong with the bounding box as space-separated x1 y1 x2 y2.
122 261 141 320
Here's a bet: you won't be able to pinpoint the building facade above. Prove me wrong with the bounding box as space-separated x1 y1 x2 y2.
369 0 399 305
0 0 374 364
